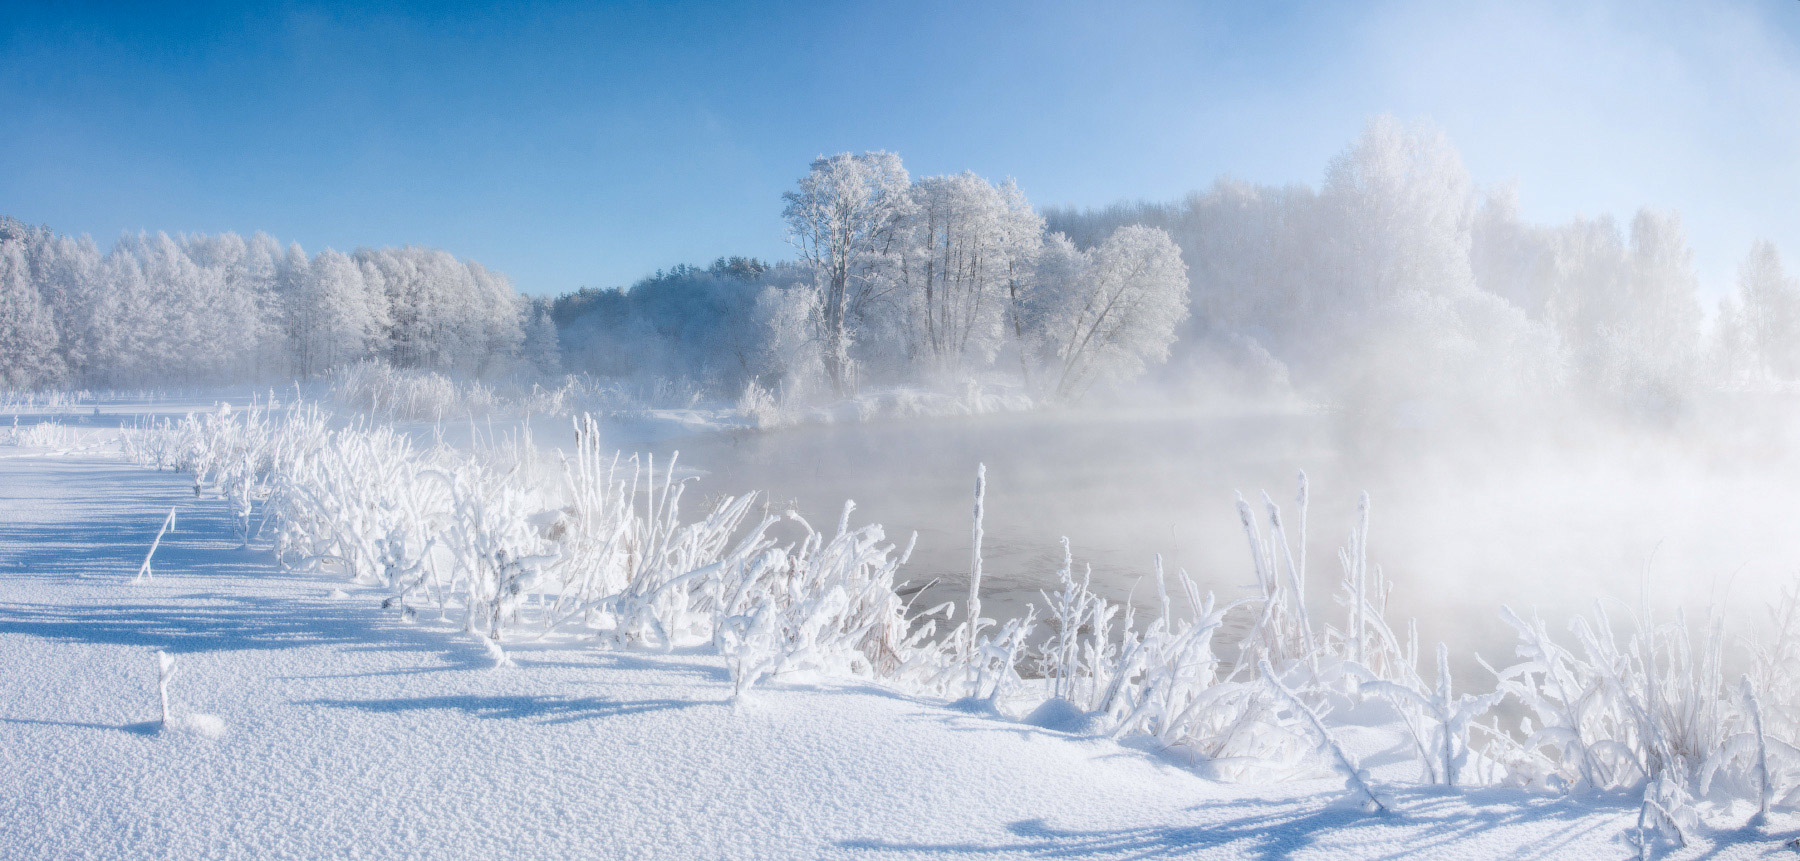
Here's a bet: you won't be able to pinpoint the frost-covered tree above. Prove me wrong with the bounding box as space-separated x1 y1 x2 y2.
1029 225 1189 400
1626 211 1702 367
0 219 65 388
1321 115 1476 305
896 173 1043 376
1470 186 1554 318
0 216 527 387
520 297 561 378
749 271 826 394
782 151 913 395
1735 240 1799 381
26 231 98 375
469 261 526 375
295 249 389 376
117 232 200 381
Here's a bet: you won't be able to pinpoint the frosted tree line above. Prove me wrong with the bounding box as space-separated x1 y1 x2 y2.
0 216 538 389
776 152 1190 400
552 152 1193 403
555 120 1800 418
10 115 1795 417
2 148 1191 405
550 257 777 395
1046 116 1800 420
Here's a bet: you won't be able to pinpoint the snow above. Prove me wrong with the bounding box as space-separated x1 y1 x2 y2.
0 444 1793 858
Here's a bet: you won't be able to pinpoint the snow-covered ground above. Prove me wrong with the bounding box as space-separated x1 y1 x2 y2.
1 434 1794 859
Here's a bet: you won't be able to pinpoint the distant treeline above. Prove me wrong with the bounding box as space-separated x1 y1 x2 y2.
0 217 550 389
1043 117 1800 419
549 118 1800 418
7 115 1796 421
552 154 1192 403
549 257 779 394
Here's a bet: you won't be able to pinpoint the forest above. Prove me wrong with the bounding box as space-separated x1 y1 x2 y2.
5 116 1799 431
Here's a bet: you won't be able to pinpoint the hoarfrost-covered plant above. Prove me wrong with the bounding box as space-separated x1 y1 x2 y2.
155 650 177 728
1026 225 1189 401
1359 643 1500 786
966 464 987 686
135 507 177 583
1262 658 1393 813
1478 595 1789 831
716 505 932 694
124 400 1800 832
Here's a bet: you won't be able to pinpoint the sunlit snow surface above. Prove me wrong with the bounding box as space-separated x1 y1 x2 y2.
0 415 1792 858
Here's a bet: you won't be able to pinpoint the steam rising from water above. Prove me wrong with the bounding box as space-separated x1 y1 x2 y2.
584 396 1800 660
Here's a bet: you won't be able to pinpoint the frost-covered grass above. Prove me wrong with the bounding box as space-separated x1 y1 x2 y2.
323 361 721 422
0 387 207 414
111 399 1800 851
323 360 1037 433
737 377 1036 429
0 414 135 452
325 361 503 421
1 417 78 447
0 388 94 412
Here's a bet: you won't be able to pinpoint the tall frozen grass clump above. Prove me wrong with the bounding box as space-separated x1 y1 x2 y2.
127 405 1800 838
326 360 717 424
327 361 500 422
1 418 80 448
0 389 94 413
125 405 944 682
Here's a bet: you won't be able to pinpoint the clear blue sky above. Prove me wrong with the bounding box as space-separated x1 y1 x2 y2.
3 0 1797 298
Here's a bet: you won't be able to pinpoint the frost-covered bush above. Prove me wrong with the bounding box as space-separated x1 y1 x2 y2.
127 406 948 682
1476 598 1800 827
0 388 93 412
0 417 76 447
737 379 789 429
716 504 942 694
1036 544 1293 775
327 361 500 421
126 404 1800 832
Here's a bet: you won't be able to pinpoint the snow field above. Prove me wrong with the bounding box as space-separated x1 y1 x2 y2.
2 406 1798 857
0 455 1296 858
118 404 1800 826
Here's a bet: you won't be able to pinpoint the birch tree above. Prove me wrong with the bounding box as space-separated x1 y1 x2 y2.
1031 225 1189 400
1735 240 1798 381
899 172 1043 376
781 151 912 395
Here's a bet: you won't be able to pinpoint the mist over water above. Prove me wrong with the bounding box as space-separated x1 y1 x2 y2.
584 396 1800 663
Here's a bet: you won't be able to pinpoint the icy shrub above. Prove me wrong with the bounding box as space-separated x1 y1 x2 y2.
328 360 499 421
737 378 789 429
0 417 76 447
124 402 1800 831
716 505 937 694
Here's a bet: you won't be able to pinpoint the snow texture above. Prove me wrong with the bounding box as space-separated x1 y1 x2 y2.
1 446 1795 858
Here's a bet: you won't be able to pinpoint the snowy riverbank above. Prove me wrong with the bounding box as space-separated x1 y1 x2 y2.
0 438 1793 858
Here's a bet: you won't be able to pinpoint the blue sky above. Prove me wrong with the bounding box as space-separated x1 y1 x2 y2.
3 0 1797 298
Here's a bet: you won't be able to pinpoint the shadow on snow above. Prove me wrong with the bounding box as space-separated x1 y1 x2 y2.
839 789 1623 860
298 693 709 724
